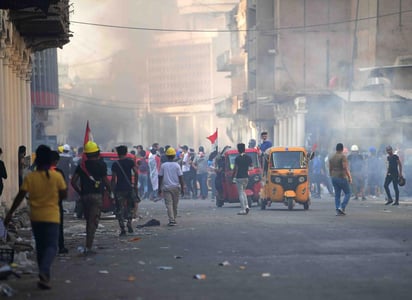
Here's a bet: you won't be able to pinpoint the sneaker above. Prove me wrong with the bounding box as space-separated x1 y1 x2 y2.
391 202 399 206
119 229 126 236
38 274 51 290
168 221 177 226
245 207 250 215
237 211 247 215
336 208 345 216
385 200 393 205
84 248 97 256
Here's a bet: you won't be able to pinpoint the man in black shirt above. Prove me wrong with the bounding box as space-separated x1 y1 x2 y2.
71 141 112 255
232 143 252 215
384 145 403 205
111 145 139 236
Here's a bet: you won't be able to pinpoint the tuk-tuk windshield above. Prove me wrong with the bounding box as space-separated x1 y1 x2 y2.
271 151 306 169
227 152 259 170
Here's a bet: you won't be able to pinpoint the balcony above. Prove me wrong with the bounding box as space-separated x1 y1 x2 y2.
8 0 71 51
216 50 232 72
215 97 234 117
217 50 245 72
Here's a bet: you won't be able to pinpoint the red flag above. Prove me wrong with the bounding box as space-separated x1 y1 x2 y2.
83 120 93 146
207 128 218 144
81 121 93 176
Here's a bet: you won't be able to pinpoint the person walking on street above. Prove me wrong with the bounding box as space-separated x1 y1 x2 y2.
0 147 7 201
4 145 67 290
111 145 139 236
384 145 403 206
329 143 352 216
57 144 73 187
71 141 112 255
158 147 184 226
232 143 252 215
18 145 27 187
193 148 209 199
148 147 160 200
137 150 149 199
50 151 69 254
181 145 193 198
347 145 366 200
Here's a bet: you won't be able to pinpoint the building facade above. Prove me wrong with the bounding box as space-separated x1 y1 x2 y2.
216 0 412 153
0 2 71 203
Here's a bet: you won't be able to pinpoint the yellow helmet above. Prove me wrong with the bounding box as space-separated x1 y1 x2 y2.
58 145 64 153
165 147 176 156
84 141 99 154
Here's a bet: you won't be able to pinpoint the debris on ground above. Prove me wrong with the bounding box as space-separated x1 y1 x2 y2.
136 219 160 228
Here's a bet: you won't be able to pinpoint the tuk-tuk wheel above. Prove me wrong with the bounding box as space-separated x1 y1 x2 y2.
260 199 267 210
287 197 294 210
303 202 309 210
216 198 224 208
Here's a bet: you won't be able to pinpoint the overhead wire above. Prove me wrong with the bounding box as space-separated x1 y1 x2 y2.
60 91 223 109
70 8 412 33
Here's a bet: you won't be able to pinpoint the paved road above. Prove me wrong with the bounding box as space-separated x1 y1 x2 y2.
5 194 412 300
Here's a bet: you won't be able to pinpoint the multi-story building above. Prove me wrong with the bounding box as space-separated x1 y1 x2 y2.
144 0 238 149
217 0 412 152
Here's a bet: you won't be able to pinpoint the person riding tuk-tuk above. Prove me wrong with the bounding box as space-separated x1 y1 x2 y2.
215 147 262 208
260 146 314 210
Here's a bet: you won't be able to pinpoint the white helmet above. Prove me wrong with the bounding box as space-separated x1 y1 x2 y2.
350 144 359 151
63 144 71 151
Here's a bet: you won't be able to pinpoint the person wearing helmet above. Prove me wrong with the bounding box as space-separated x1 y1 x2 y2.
347 145 366 200
384 145 403 205
158 147 184 226
57 144 73 187
71 141 113 255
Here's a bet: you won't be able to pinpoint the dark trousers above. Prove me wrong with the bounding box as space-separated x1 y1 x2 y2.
384 174 399 202
31 221 59 279
59 200 65 250
183 171 193 195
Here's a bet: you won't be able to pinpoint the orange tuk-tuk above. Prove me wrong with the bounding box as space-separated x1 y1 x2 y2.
260 146 313 210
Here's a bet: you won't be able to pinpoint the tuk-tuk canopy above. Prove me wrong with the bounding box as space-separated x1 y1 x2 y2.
268 147 308 169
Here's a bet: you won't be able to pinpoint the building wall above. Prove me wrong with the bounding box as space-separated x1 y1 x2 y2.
0 11 32 203
275 0 352 92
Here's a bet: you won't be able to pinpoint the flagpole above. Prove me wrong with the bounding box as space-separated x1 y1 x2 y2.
216 128 218 153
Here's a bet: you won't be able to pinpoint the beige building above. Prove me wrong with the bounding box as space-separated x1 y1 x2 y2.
217 0 412 151
0 3 70 203
143 1 238 149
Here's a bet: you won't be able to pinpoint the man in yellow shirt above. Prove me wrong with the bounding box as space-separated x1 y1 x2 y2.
4 145 67 290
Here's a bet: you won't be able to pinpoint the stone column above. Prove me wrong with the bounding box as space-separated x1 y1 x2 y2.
0 46 5 148
281 118 287 146
292 115 297 146
274 120 279 147
294 97 308 147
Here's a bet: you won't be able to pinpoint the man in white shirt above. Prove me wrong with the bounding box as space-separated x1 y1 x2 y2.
181 145 192 198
